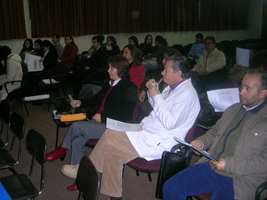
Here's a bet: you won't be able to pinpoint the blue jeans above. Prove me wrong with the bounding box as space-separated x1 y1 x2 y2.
163 162 234 200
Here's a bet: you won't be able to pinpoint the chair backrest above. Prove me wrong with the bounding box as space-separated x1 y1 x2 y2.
3 80 22 95
0 101 12 123
10 112 25 140
184 121 197 142
9 112 25 165
77 156 100 200
26 129 47 194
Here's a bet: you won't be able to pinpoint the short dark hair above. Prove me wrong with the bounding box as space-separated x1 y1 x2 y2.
0 46 11 61
164 48 182 58
42 40 53 48
155 35 168 46
92 35 102 44
108 55 130 79
52 33 60 40
167 56 191 79
98 34 105 42
204 36 216 44
195 33 203 41
34 39 43 48
107 36 117 47
128 36 139 46
247 69 267 91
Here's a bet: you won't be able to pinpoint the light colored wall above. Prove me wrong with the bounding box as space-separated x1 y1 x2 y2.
0 0 263 54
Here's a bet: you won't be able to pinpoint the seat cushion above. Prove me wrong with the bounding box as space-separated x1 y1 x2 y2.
0 139 4 147
0 174 38 200
127 157 161 173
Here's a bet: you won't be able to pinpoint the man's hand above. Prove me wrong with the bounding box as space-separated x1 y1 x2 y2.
70 100 81 108
139 90 146 102
88 49 94 55
190 140 203 155
92 114 101 123
146 79 160 98
84 66 90 70
198 69 207 76
211 158 226 171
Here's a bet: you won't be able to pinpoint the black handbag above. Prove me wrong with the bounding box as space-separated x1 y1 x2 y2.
155 147 193 199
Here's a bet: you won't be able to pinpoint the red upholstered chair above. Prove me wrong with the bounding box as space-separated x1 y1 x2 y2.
126 122 197 182
85 139 99 148
194 193 212 200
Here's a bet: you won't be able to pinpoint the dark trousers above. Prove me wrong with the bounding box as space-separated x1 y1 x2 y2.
163 162 234 200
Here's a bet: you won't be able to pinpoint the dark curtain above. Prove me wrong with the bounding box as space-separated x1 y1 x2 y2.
30 0 200 37
0 0 27 40
199 0 249 31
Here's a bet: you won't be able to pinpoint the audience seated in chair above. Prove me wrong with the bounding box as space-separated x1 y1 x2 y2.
187 33 205 66
46 55 138 191
138 48 181 120
33 39 44 57
41 40 58 71
191 36 227 92
106 36 121 58
228 45 257 87
123 45 145 95
72 35 109 97
139 34 154 57
52 33 64 59
128 36 143 63
59 34 78 71
163 69 267 200
59 55 200 200
123 44 145 119
19 38 34 66
142 35 168 74
0 46 23 102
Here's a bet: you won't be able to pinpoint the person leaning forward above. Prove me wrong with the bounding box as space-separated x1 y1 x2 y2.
164 69 267 200
60 55 200 200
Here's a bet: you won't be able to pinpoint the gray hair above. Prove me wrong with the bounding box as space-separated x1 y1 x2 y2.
166 55 191 79
247 69 267 91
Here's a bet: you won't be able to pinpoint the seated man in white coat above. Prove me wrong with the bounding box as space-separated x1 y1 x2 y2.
61 55 200 200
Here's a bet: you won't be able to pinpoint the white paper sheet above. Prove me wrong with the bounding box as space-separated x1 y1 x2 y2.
42 79 60 84
106 118 141 132
236 47 250 67
24 94 50 101
174 137 218 161
207 88 240 112
24 54 44 72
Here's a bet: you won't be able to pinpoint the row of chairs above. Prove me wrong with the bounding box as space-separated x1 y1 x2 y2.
0 100 100 200
0 101 47 199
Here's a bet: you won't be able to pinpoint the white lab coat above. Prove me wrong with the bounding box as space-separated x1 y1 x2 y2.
0 53 22 102
126 78 200 160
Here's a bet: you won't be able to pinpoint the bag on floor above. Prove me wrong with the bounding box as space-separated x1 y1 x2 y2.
155 149 192 199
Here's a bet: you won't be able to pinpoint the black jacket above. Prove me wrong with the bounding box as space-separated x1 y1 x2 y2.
86 46 109 70
81 78 138 123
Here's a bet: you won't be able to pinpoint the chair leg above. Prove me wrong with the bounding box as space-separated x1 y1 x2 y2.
55 125 59 149
148 173 152 182
78 191 83 200
135 170 140 177
23 102 30 116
